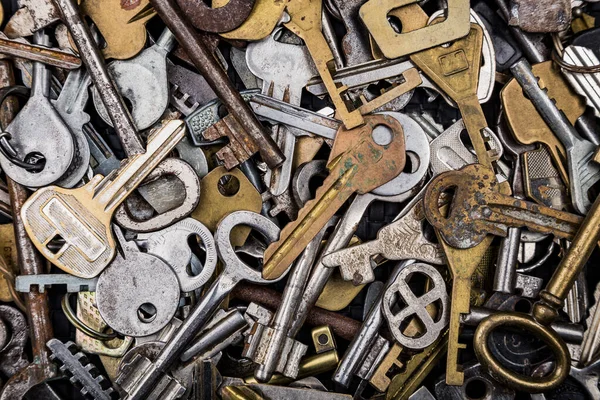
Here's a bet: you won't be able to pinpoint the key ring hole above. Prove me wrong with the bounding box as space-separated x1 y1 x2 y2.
218 175 240 197
137 303 157 323
372 125 393 146
473 312 570 392
187 234 208 277
464 378 489 400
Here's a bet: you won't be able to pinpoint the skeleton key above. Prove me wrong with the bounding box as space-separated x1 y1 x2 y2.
424 164 583 249
20 120 186 278
0 31 75 188
323 191 445 285
262 114 406 279
511 58 600 214
52 67 92 188
93 28 177 131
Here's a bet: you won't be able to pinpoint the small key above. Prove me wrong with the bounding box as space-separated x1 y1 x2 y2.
561 46 600 119
323 192 444 285
20 120 186 278
52 67 92 188
262 114 406 279
0 31 75 187
16 274 98 293
424 164 583 249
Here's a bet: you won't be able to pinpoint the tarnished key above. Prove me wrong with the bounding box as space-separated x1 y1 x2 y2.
16 274 98 293
322 191 445 285
20 120 186 278
424 164 583 249
262 114 407 279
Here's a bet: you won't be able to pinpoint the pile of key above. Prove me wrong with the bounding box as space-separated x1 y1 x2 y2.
2 0 600 398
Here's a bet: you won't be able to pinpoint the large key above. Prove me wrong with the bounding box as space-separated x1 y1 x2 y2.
20 120 186 278
262 114 406 279
424 164 583 249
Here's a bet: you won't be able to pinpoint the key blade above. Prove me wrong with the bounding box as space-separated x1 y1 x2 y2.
20 120 186 278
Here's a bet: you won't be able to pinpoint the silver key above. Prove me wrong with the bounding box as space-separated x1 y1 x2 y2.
511 58 600 213
16 274 98 293
96 227 180 337
83 124 120 176
52 67 92 187
561 45 600 118
93 28 177 130
118 211 289 400
167 61 216 117
322 191 444 286
136 218 218 292
0 30 75 187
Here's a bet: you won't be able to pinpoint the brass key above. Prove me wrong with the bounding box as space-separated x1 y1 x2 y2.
20 120 186 279
262 114 406 279
410 22 509 385
424 164 583 249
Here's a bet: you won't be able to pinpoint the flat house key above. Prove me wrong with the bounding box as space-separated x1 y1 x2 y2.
52 67 92 188
19 120 186 278
0 30 75 187
92 27 177 131
262 114 406 279
120 211 290 400
410 22 510 386
510 58 600 214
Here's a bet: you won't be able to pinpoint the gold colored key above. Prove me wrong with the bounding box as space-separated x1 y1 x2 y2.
410 23 509 386
501 61 586 185
411 23 497 170
20 120 186 278
263 114 406 279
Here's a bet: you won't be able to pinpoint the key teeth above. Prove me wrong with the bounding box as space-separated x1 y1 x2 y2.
46 339 116 400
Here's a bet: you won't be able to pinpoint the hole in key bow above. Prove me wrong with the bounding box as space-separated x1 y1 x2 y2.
137 303 157 323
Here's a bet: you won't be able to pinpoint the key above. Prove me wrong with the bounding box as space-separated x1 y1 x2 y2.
246 30 318 195
262 114 407 279
251 219 336 382
93 27 176 131
4 0 60 38
322 191 445 285
330 0 373 66
522 146 570 210
510 58 600 213
501 60 586 189
580 281 600 365
20 119 186 278
508 0 571 33
95 226 180 337
118 211 288 400
173 0 254 33
411 23 500 171
15 274 98 293
47 339 116 400
135 218 218 292
83 124 120 176
167 61 215 116
52 67 92 188
148 0 285 169
424 164 583 249
0 31 75 188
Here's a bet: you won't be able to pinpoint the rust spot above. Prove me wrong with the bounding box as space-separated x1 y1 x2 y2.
121 0 142 10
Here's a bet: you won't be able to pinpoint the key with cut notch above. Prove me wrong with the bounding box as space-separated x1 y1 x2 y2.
424 164 583 249
20 120 186 278
510 58 600 214
262 114 406 279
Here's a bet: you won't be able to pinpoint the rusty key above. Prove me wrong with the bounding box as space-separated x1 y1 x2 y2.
262 114 406 279
0 60 57 400
149 0 284 169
